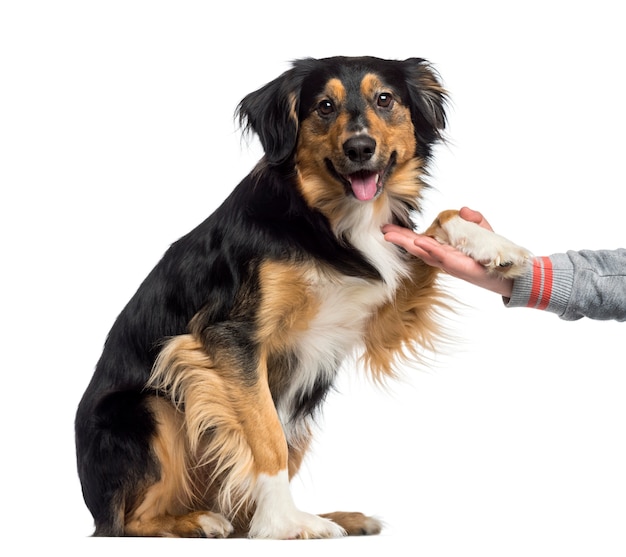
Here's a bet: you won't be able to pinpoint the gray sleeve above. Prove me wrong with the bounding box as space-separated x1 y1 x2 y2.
505 249 626 321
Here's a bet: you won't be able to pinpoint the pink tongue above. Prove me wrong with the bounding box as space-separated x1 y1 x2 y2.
349 172 378 201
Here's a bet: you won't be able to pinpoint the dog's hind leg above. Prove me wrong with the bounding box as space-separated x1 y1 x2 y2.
124 396 234 537
319 512 383 536
76 390 159 536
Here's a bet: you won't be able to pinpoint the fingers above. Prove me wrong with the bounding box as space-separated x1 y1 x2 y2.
382 224 456 268
410 234 452 265
459 206 493 231
381 224 423 252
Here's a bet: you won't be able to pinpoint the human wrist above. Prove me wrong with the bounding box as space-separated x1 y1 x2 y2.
492 277 513 297
475 274 513 297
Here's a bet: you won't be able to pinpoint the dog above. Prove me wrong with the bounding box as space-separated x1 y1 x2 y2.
75 56 529 539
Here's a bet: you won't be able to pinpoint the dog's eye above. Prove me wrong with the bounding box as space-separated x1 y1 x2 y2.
377 92 394 108
317 99 335 116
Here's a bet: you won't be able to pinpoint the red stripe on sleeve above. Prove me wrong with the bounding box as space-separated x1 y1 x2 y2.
527 258 543 308
536 257 553 310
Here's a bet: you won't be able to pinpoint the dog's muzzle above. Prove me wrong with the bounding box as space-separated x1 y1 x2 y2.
325 136 396 202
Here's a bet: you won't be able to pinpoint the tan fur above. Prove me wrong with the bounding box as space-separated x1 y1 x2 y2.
125 398 230 537
286 428 312 479
126 510 232 538
320 512 382 536
296 152 347 229
295 78 352 226
425 208 460 236
360 73 417 164
362 259 446 381
325 77 347 105
255 260 320 351
148 335 258 517
288 91 299 128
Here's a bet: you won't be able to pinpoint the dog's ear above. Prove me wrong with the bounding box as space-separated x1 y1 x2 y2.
237 61 312 166
401 58 448 155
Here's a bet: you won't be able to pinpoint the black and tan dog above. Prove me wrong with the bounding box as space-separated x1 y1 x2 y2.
75 56 528 539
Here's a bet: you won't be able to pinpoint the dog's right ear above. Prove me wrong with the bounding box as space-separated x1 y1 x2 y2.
237 60 313 166
401 58 448 158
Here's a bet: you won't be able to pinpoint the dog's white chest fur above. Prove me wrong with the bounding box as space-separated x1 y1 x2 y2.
277 205 406 438
276 275 387 437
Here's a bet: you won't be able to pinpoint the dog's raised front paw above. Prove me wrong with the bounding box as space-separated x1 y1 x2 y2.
427 210 532 278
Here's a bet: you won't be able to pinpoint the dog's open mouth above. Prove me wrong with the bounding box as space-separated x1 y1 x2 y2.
327 153 396 202
345 171 381 201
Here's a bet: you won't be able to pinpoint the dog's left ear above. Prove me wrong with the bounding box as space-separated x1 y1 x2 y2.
237 60 312 166
401 58 448 155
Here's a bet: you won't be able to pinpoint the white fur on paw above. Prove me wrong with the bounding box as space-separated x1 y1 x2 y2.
197 512 234 538
249 471 346 539
440 215 532 277
250 510 346 540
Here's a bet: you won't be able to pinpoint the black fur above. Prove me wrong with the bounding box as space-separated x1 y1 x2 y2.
75 56 447 536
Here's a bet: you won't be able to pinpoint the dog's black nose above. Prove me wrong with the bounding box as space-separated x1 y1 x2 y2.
343 135 376 163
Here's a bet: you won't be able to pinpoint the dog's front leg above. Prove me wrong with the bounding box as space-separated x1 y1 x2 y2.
246 363 345 540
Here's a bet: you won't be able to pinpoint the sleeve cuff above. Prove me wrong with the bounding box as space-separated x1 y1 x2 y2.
504 254 574 316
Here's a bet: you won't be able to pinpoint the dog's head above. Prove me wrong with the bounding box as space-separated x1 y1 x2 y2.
237 56 447 224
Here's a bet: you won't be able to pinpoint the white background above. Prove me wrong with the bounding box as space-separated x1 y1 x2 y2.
1 1 625 555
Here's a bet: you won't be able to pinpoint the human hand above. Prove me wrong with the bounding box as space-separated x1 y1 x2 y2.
382 207 514 298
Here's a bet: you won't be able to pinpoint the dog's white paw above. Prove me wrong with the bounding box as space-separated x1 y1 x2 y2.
248 470 346 539
431 212 532 278
249 509 346 540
